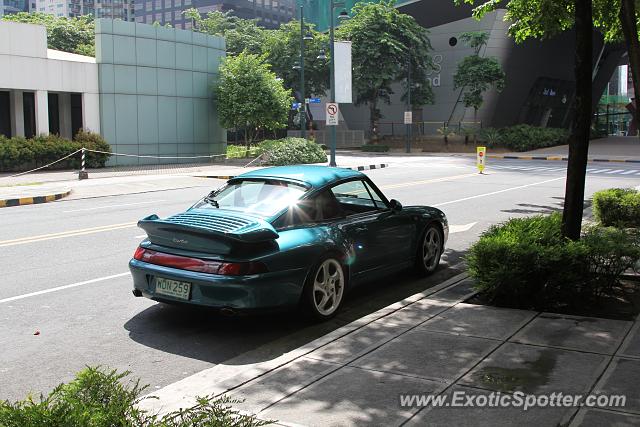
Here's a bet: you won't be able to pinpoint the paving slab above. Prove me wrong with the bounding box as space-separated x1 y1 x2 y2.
428 277 477 302
619 322 640 360
376 298 452 328
510 313 632 355
230 357 338 414
593 357 640 415
304 322 408 365
350 329 499 383
570 408 640 427
461 342 609 394
261 365 445 427
420 303 536 340
405 385 573 427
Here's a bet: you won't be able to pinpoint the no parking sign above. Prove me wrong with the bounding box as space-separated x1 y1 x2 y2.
477 146 486 173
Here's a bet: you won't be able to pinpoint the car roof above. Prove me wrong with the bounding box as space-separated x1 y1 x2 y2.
234 165 365 189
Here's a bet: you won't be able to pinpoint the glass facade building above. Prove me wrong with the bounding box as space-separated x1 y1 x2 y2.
0 0 28 16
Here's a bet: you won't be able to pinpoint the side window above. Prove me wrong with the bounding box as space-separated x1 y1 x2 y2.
330 180 382 215
363 181 386 208
276 190 343 227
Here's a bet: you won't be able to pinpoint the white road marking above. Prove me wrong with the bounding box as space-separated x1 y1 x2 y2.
621 170 638 175
0 273 130 304
434 177 565 208
63 200 166 213
590 169 610 174
605 170 625 174
134 234 147 239
449 222 477 234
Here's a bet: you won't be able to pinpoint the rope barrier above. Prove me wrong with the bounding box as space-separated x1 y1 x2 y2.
8 149 83 178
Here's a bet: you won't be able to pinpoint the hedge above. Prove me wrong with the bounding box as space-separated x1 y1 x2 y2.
361 144 390 152
259 137 327 166
479 124 569 152
0 130 111 172
466 213 640 310
593 188 640 228
0 366 270 426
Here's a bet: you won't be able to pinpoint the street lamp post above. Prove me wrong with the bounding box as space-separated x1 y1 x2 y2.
328 1 348 167
406 55 412 153
299 5 307 139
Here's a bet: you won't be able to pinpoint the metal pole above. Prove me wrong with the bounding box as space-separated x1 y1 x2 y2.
406 55 411 153
79 147 88 180
329 0 337 167
300 5 307 139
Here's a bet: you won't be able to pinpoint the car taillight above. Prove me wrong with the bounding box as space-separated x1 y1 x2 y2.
132 247 267 276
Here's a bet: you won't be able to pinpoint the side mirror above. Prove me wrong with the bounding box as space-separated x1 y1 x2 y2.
389 199 403 212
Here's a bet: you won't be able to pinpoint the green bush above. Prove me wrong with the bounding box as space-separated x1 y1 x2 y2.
361 144 390 152
0 366 270 427
0 131 111 172
259 137 327 166
466 213 640 310
593 188 640 228
478 125 569 151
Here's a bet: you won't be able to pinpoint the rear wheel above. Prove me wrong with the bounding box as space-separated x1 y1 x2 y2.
415 224 443 276
302 256 345 321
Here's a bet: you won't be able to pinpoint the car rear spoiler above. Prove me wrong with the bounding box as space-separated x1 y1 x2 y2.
137 214 279 252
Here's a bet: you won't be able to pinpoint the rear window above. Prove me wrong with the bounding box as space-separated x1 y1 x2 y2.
195 179 308 217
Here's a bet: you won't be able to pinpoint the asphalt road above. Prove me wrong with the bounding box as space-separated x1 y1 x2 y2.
2 156 640 401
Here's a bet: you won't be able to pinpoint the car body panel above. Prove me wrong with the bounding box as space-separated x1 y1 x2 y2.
130 166 448 311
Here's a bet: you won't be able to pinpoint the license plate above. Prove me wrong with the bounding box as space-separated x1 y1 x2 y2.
155 277 191 301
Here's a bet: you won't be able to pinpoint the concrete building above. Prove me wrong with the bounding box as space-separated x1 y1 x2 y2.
0 19 227 165
134 0 296 30
304 0 626 138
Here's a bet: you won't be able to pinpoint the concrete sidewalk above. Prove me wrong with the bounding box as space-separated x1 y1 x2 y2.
140 274 640 427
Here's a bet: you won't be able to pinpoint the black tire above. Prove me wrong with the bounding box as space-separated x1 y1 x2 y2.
301 254 346 321
414 224 443 276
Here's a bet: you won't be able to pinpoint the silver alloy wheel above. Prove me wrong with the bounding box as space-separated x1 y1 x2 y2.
312 258 345 316
422 227 442 271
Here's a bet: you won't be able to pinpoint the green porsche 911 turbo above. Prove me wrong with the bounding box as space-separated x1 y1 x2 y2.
130 165 448 320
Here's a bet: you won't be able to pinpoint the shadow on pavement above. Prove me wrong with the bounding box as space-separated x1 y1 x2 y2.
123 248 468 366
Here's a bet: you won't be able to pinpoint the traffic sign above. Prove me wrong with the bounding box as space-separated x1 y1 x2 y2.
477 146 486 173
309 98 321 104
404 111 412 125
291 102 301 110
326 103 339 126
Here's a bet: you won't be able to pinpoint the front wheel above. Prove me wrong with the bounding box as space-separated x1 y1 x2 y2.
301 256 346 321
415 224 443 276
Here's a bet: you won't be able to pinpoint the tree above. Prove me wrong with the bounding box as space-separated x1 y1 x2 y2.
215 53 292 150
182 8 265 56
337 0 434 137
2 12 95 56
453 31 506 134
455 0 634 240
262 21 330 101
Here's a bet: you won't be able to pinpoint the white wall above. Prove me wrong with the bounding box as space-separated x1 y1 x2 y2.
0 21 100 134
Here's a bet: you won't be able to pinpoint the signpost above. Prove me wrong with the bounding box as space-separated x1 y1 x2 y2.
326 103 339 126
476 146 486 174
309 98 321 104
403 111 412 125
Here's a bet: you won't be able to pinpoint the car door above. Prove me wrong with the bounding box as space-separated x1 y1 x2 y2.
330 179 415 279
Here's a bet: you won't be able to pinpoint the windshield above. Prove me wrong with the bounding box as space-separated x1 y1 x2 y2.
195 179 308 217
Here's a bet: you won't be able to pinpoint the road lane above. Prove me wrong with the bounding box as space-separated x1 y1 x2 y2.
2 156 640 401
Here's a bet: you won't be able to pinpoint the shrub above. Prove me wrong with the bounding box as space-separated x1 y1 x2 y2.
466 213 640 310
258 137 327 166
496 124 569 152
478 127 501 147
593 188 640 228
0 131 111 171
0 366 270 427
361 144 389 152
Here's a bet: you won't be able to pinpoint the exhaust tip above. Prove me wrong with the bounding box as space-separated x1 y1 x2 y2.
132 289 143 297
220 307 236 317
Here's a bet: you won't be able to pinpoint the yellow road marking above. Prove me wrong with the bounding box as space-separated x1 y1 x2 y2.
0 222 137 247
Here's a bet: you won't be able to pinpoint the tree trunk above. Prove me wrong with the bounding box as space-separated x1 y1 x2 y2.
620 0 640 136
561 0 593 240
369 100 378 141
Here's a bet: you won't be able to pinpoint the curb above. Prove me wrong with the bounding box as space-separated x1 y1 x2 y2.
489 154 640 163
139 269 469 414
194 164 390 180
0 189 71 208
